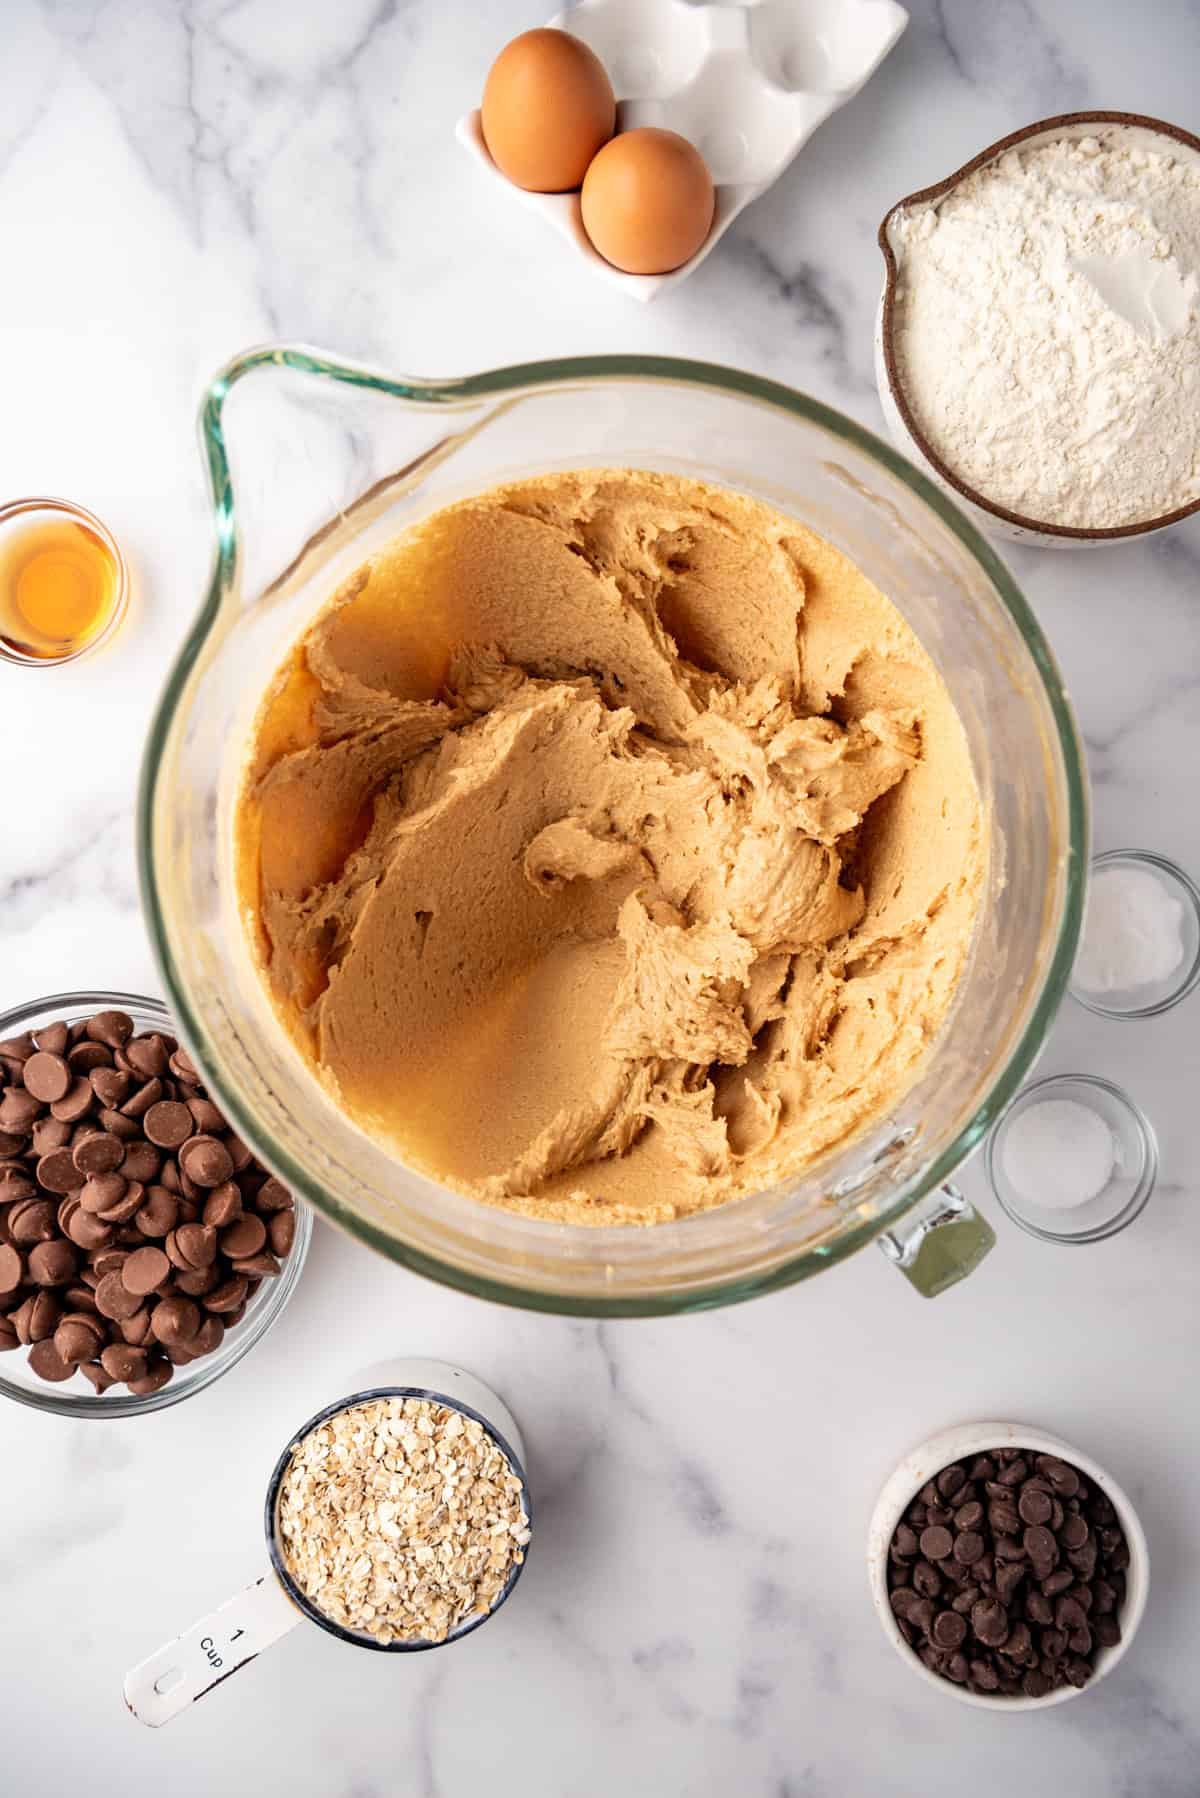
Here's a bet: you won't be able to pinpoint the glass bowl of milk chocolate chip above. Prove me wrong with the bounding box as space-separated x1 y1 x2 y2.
0 992 310 1416
868 1421 1150 1708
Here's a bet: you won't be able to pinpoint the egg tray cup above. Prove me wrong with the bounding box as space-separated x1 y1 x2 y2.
458 0 908 299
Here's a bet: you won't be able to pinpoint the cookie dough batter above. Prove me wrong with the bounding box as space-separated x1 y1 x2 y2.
239 472 983 1224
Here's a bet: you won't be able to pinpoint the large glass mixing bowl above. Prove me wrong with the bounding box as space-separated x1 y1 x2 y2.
138 348 1086 1315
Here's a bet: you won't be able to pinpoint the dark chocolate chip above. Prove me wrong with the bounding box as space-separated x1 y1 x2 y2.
908 1598 935 1637
953 1530 984 1566
1036 1456 1080 1498
996 1458 1028 1487
999 1621 1032 1662
988 1500 1021 1537
1023 1525 1056 1564
1018 1486 1053 1527
971 1599 1009 1648
996 1561 1026 1604
932 1610 967 1649
913 1561 942 1599
936 1465 966 1500
1026 1591 1053 1626
1060 1514 1089 1552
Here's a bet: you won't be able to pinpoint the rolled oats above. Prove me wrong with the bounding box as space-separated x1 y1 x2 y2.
276 1396 530 1646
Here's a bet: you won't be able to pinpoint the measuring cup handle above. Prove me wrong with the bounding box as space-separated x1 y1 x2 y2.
124 1572 301 1727
876 1183 995 1297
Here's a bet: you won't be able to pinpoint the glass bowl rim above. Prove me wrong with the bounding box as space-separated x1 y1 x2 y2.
0 988 311 1418
263 1383 531 1653
1070 849 1200 1020
137 346 1088 1316
984 1072 1159 1245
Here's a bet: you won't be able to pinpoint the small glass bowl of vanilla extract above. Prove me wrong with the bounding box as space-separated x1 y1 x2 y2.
0 497 128 667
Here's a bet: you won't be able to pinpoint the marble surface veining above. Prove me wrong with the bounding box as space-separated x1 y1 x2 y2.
2 2 1199 1793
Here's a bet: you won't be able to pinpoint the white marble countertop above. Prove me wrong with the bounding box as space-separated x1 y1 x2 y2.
3 2 1199 1792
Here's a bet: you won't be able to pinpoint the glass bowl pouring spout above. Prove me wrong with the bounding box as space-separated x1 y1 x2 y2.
138 345 1087 1316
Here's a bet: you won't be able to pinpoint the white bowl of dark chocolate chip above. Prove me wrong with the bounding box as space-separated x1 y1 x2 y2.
867 1421 1149 1709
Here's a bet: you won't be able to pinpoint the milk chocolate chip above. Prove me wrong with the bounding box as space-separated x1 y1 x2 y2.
121 1246 171 1297
23 1051 71 1104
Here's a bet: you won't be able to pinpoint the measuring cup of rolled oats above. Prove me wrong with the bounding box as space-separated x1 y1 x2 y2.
123 1358 531 1727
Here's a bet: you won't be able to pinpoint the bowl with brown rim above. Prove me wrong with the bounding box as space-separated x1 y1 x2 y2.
875 111 1200 548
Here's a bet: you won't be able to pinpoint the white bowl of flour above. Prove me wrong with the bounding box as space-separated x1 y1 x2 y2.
876 112 1200 547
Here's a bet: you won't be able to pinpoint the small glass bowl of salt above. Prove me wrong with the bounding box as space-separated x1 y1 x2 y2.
985 1075 1158 1244
1071 850 1200 1019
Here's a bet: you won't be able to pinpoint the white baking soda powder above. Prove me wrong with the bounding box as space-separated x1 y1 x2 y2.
1002 1099 1116 1211
1074 864 1186 995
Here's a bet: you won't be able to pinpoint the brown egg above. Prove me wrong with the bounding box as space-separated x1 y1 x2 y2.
581 128 716 275
481 28 616 193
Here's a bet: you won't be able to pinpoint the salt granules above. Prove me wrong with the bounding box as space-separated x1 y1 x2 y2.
1001 1099 1115 1212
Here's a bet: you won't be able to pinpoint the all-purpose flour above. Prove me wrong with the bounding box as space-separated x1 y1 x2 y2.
891 130 1200 528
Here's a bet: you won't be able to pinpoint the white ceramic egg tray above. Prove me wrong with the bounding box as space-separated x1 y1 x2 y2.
458 0 908 300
